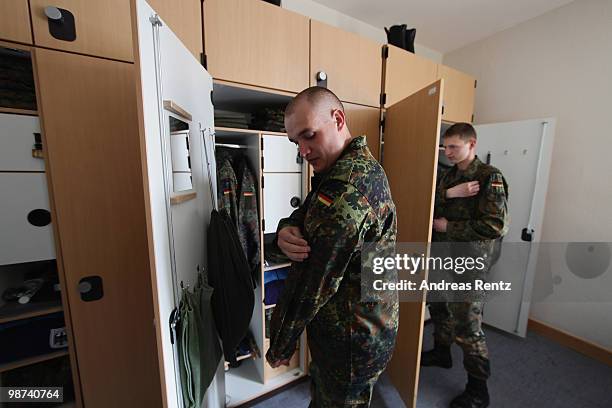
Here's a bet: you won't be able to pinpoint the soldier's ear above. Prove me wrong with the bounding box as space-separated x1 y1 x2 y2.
333 109 346 132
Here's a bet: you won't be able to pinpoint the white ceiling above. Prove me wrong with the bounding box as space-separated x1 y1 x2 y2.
310 0 575 53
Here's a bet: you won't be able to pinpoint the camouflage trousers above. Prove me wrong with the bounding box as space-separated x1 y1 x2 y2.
307 362 378 408
427 301 491 380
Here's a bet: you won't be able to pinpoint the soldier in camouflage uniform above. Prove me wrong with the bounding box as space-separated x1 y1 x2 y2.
265 87 398 407
423 123 508 408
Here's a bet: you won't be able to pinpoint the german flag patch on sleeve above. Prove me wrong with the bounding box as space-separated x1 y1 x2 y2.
489 173 506 194
317 192 333 207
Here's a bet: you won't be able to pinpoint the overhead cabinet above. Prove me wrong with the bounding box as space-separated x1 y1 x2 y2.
310 20 382 107
203 0 309 93
29 0 134 61
382 45 438 107
145 0 203 59
437 64 476 123
382 46 476 124
0 0 33 44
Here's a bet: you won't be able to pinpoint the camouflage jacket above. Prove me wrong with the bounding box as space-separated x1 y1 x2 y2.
266 136 398 383
434 156 509 262
216 150 261 282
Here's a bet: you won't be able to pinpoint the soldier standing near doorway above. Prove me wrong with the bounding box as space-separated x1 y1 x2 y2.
422 123 509 408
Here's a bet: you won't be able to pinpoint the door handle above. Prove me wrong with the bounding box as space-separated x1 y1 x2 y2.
316 71 327 88
78 276 104 302
45 6 76 41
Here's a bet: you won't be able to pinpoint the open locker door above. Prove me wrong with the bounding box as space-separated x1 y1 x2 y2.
474 119 555 337
132 0 223 407
382 80 443 407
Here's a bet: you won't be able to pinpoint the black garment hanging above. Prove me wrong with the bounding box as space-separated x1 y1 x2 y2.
207 209 255 361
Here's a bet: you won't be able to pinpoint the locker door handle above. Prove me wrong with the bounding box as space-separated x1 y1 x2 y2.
45 6 76 41
316 71 327 88
290 196 301 208
78 276 104 302
45 6 63 22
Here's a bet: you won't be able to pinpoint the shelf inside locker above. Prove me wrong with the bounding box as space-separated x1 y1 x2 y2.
0 107 38 116
213 81 293 113
0 350 69 374
0 46 37 112
0 299 62 325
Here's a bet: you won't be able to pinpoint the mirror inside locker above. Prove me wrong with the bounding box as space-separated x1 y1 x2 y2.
168 116 193 192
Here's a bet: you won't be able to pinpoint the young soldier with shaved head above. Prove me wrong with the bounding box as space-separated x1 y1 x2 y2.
423 123 509 408
265 87 398 407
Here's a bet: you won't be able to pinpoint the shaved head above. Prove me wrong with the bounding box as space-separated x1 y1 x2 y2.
283 87 352 173
285 86 344 118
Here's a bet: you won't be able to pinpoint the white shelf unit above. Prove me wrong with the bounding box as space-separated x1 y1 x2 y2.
212 82 309 404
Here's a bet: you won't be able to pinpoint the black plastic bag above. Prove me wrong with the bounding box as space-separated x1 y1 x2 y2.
385 24 416 53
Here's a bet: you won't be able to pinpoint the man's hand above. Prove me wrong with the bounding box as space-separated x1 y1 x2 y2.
277 226 310 262
447 181 480 199
433 217 448 232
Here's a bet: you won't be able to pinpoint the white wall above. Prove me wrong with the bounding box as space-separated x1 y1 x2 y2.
444 0 612 349
282 0 443 62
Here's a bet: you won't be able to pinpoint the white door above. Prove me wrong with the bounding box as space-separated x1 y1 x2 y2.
133 1 223 407
0 173 55 265
475 118 555 336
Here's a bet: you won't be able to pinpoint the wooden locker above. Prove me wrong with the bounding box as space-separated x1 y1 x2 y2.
0 0 32 44
310 20 382 108
145 0 203 59
203 0 309 93
33 48 163 407
29 0 133 62
382 80 443 408
344 103 381 161
383 45 438 107
437 64 476 123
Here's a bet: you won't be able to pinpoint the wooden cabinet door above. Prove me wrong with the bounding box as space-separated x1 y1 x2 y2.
383 45 438 107
203 0 309 93
382 80 443 408
29 0 133 61
0 0 32 44
344 103 381 161
146 0 202 59
310 20 382 107
34 48 162 407
438 64 476 123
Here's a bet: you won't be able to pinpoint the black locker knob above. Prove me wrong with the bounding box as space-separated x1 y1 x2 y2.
290 196 301 208
78 276 104 302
